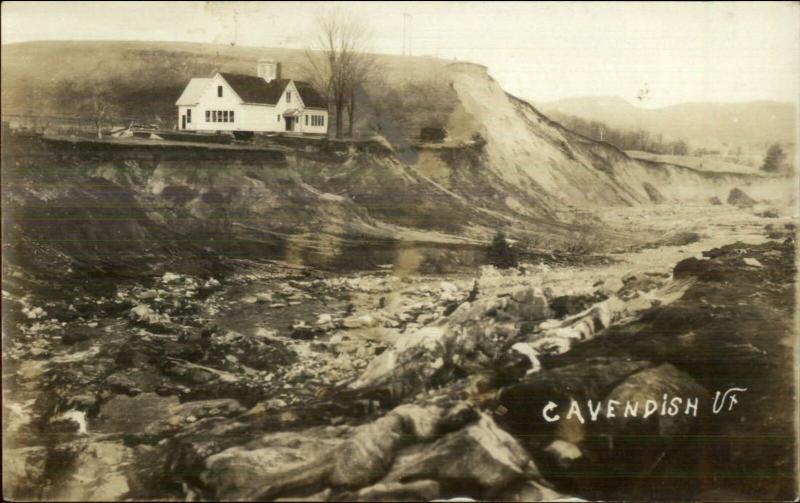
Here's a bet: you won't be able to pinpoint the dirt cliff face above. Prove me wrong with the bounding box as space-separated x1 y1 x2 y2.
405 63 792 214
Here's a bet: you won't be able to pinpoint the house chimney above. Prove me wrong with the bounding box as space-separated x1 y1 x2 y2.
257 59 281 83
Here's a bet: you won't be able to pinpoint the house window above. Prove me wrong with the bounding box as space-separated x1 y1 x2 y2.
305 115 308 126
286 91 291 103
186 109 191 123
277 114 280 122
321 115 325 126
212 111 217 122
230 110 234 122
218 86 223 97
223 111 228 122
205 110 210 122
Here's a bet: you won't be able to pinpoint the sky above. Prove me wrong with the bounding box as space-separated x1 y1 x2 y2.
2 1 799 108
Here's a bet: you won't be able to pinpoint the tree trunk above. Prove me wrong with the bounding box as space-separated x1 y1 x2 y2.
335 96 345 139
347 90 355 138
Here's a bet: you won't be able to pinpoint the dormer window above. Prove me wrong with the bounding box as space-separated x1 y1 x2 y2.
286 91 291 103
218 86 223 97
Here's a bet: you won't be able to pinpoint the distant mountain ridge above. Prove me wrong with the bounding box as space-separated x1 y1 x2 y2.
540 96 796 149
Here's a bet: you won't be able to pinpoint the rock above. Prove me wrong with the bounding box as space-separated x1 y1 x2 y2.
352 480 441 501
67 393 98 411
22 306 47 319
757 209 779 218
381 413 539 495
673 255 736 282
743 257 763 268
2 446 48 499
659 231 702 247
727 188 756 207
316 313 333 325
329 413 407 487
201 426 350 500
51 409 89 435
543 439 582 469
549 293 606 319
604 363 709 438
497 358 653 441
97 393 180 436
140 399 246 442
161 358 238 384
497 480 567 502
255 292 273 303
61 329 92 345
129 304 169 325
106 373 142 395
510 342 541 374
162 272 182 283
642 182 666 203
598 277 624 295
509 288 552 321
241 295 259 304
350 326 446 396
45 441 133 501
708 196 722 205
343 314 378 329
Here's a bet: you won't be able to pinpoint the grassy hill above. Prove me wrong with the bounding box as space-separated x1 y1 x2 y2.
1 40 453 134
540 95 796 150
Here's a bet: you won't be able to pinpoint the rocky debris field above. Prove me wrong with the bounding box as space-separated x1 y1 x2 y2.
2 212 797 501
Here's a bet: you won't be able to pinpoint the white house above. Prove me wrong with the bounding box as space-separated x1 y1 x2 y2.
175 60 328 135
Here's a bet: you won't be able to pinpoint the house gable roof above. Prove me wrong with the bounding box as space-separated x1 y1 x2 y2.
217 72 328 109
219 73 290 105
175 78 212 106
293 81 327 109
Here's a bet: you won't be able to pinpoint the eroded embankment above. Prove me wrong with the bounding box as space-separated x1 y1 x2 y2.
435 62 790 211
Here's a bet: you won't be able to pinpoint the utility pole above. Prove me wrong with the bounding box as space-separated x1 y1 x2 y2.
231 10 239 46
403 13 412 56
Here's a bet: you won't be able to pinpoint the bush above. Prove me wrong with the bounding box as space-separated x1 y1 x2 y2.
761 143 787 173
487 231 517 269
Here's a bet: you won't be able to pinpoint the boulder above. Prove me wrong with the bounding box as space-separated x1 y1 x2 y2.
45 441 133 501
743 257 763 268
352 480 441 501
673 256 736 282
329 413 407 487
381 413 539 495
542 439 583 469
2 446 48 500
497 480 567 502
106 373 142 395
497 358 654 441
727 188 756 207
129 304 169 324
604 363 709 438
350 326 447 396
61 329 92 345
96 393 180 436
140 399 246 442
201 426 350 500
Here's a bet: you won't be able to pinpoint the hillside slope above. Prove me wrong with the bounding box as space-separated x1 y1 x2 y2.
409 63 790 216
2 41 792 278
540 96 796 147
1 41 449 122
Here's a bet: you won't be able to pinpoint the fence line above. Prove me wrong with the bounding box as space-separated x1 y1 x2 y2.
2 112 154 125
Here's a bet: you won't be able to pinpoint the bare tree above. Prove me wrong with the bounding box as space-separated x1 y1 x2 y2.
89 82 113 139
304 8 376 139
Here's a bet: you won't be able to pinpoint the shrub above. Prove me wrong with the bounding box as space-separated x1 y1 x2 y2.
487 231 517 269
